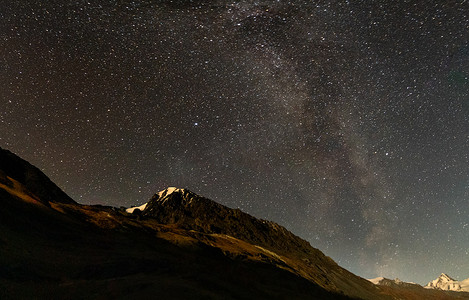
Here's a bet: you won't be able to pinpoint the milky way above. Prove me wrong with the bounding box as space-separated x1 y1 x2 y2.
2 0 469 284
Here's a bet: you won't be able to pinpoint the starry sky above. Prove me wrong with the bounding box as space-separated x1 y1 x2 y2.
2 0 469 284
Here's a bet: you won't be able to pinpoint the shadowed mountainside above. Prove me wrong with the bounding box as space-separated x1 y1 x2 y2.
139 187 381 298
0 149 75 206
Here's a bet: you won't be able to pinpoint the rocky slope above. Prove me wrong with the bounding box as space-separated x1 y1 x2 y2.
131 186 381 299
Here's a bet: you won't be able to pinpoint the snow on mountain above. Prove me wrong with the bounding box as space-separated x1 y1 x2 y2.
461 278 469 291
126 187 187 213
158 187 183 197
368 277 385 285
425 273 469 292
126 202 148 213
368 277 419 287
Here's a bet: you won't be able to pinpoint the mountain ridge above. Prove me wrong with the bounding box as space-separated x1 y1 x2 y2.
0 148 372 299
127 186 379 297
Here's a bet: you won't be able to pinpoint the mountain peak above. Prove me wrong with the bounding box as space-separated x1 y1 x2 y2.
157 187 186 197
368 277 385 285
131 187 331 265
151 187 202 206
126 187 205 214
425 273 464 291
439 273 455 281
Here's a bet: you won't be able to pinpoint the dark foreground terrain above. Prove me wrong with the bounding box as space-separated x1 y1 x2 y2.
1 147 468 300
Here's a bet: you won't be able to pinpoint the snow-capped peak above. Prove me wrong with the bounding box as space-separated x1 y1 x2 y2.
125 187 192 214
158 187 185 198
424 273 469 292
368 277 385 285
126 188 190 213
368 277 417 287
439 273 455 281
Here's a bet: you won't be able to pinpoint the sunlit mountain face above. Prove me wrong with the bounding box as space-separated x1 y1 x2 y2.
2 0 469 285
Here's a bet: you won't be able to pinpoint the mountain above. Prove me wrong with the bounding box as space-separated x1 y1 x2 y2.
425 274 469 292
368 277 419 288
0 148 370 299
1 147 469 299
368 276 469 299
130 187 381 298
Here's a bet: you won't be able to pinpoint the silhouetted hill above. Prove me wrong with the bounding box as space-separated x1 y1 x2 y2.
0 147 75 205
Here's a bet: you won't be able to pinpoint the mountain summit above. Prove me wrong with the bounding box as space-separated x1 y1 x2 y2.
425 273 469 292
137 187 317 257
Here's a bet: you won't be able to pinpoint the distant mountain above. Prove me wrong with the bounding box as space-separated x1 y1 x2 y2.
368 277 420 288
368 276 469 299
425 274 469 292
1 147 469 299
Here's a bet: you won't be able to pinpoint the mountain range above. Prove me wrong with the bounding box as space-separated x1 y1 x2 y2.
1 147 468 299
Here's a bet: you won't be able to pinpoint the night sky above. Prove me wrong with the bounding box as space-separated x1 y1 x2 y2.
2 0 469 284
